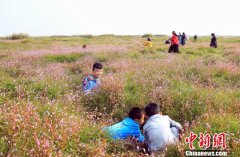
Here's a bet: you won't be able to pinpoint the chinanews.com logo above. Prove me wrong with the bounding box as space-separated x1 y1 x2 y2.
185 151 227 157
185 132 229 156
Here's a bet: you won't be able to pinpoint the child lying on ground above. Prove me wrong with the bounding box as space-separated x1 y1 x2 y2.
104 107 145 142
143 103 183 154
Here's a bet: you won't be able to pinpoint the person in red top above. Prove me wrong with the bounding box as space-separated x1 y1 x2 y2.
168 31 179 53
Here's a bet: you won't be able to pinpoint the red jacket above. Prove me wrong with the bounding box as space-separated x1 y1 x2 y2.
171 35 179 45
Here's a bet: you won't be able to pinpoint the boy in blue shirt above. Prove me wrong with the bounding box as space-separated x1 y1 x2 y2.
82 62 103 95
104 107 145 142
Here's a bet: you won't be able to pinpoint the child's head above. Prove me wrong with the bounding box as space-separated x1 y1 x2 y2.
92 62 103 78
147 38 151 41
129 107 145 125
145 103 162 117
172 31 178 37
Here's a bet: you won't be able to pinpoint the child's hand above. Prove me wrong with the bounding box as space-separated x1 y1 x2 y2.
126 136 138 143
179 133 183 141
178 129 184 141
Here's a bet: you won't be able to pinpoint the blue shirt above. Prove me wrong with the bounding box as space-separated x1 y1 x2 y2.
82 75 101 94
104 118 144 142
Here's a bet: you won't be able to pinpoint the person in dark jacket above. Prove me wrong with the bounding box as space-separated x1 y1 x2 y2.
193 35 198 41
168 31 179 53
210 33 217 48
181 32 186 45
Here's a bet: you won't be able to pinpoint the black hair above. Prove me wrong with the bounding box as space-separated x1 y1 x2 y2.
145 103 161 117
129 107 143 120
92 62 103 71
147 38 151 41
172 31 177 36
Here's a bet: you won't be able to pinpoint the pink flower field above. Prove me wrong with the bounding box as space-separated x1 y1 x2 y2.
0 35 239 156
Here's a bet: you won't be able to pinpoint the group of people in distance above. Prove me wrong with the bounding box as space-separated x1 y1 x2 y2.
82 63 183 155
139 31 218 54
178 32 187 46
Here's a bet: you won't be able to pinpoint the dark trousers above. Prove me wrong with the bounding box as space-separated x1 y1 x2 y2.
210 41 217 48
168 44 179 53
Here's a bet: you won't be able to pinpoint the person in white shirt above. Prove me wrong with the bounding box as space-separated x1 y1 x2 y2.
143 103 183 154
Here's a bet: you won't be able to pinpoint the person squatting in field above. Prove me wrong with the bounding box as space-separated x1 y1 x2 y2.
82 62 103 95
141 37 153 48
168 31 179 53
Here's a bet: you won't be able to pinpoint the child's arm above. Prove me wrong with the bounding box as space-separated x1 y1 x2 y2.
82 77 89 91
138 132 145 143
168 116 184 140
126 131 144 144
167 116 183 131
133 130 144 143
140 41 148 46
82 76 95 95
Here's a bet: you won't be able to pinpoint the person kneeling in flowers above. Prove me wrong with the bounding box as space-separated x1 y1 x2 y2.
82 62 103 95
141 37 153 48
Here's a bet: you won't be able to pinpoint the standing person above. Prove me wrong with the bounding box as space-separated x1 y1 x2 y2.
168 31 179 53
82 62 103 95
178 33 182 45
181 32 186 45
143 103 183 154
210 33 217 48
194 35 198 41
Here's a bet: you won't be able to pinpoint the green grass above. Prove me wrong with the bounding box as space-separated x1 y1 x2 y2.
44 53 85 63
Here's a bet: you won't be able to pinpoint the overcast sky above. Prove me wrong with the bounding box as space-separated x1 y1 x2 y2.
1 0 240 36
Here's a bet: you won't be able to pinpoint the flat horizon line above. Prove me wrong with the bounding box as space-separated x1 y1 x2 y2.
1 34 240 38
